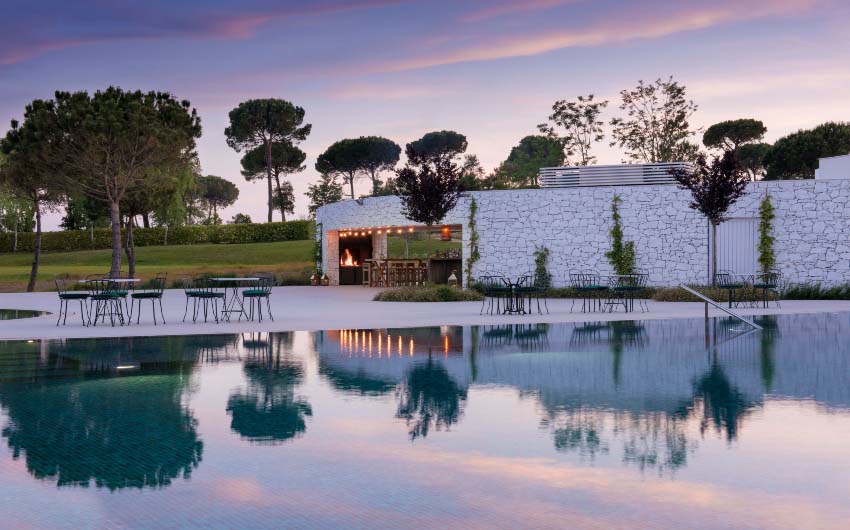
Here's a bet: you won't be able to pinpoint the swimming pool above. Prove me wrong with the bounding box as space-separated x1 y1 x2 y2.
0 314 848 529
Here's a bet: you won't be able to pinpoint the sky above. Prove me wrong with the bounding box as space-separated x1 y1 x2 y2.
2 0 849 228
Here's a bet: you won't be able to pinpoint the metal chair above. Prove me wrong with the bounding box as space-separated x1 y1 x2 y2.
715 270 745 308
569 272 608 313
183 276 225 323
753 270 781 308
131 274 167 325
243 273 274 322
87 278 125 327
478 275 510 315
55 275 89 326
606 273 647 313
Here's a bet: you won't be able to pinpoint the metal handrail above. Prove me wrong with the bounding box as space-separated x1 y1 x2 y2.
678 284 763 330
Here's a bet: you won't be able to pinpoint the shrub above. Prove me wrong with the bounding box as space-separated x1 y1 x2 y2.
0 220 312 253
782 282 850 300
651 285 776 302
546 287 656 299
373 285 484 302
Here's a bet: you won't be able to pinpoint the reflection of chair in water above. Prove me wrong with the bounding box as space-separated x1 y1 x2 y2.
513 324 550 351
481 325 515 347
568 322 610 348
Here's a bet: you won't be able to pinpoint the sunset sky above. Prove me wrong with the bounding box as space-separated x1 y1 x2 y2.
2 0 849 226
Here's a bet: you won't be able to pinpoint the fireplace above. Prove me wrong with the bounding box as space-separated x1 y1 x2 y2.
338 234 372 285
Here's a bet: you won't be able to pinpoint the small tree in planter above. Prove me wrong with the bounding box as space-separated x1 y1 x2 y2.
670 151 749 284
394 158 463 263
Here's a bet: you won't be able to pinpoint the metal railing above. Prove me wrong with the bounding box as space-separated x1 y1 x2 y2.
678 284 763 330
539 162 691 188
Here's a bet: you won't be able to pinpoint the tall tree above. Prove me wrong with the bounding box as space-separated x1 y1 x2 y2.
737 142 772 180
610 77 700 163
702 119 767 152
225 99 311 222
271 180 295 220
0 104 65 291
196 175 239 224
305 174 344 218
358 136 401 195
494 135 565 188
315 139 364 199
40 88 201 277
405 130 467 164
240 141 305 221
670 151 749 284
458 154 487 191
763 122 850 180
538 94 608 165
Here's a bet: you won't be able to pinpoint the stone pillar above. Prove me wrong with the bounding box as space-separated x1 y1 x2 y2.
324 229 340 286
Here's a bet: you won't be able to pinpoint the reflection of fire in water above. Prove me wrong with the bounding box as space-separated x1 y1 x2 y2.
335 329 458 358
340 249 359 267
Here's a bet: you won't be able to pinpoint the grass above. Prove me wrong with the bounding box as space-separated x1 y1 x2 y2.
373 285 484 302
0 241 316 292
0 235 463 292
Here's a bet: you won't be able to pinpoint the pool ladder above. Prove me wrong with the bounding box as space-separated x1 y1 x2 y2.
678 284 763 330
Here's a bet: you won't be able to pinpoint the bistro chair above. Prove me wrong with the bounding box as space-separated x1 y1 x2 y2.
55 275 89 326
478 275 510 315
605 273 647 313
569 272 608 313
515 273 549 315
243 273 275 322
753 270 781 308
131 274 167 325
714 270 745 308
87 278 125 327
183 276 225 323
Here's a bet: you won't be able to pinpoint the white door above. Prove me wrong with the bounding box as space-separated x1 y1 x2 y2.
715 218 759 276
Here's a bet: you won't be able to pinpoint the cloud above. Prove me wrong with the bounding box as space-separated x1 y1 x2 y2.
378 0 818 72
0 0 409 65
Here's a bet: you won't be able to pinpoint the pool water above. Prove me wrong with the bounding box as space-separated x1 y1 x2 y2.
1 315 849 529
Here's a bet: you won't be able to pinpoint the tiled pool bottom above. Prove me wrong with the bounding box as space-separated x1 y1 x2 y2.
1 315 849 530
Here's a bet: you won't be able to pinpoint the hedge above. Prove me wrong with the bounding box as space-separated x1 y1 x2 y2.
0 220 312 253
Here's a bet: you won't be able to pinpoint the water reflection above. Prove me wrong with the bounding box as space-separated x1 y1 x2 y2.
227 333 312 444
0 370 202 490
396 357 467 440
0 312 848 499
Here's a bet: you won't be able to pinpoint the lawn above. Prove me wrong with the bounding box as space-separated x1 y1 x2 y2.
0 236 461 292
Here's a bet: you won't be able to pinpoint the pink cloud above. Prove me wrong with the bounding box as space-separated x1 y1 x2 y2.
378 0 818 72
0 0 410 65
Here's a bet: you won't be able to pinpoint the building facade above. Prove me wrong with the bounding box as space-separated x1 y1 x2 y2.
316 178 850 287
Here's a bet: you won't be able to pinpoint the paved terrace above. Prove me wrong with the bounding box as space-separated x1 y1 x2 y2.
0 287 847 341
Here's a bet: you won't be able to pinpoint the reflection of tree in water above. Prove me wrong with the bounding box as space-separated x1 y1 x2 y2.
396 357 467 440
0 372 202 490
687 359 757 442
227 333 312 444
545 409 692 472
608 321 647 387
319 362 396 396
754 316 779 390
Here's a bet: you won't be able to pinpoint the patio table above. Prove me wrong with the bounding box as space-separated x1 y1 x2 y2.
209 277 260 322
500 277 528 315
79 278 140 326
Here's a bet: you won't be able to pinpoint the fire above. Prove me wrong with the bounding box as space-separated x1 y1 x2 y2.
341 248 358 267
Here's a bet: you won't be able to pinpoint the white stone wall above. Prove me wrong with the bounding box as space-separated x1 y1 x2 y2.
316 180 850 287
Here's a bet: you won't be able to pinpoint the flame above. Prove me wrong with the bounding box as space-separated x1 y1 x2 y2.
341 248 359 267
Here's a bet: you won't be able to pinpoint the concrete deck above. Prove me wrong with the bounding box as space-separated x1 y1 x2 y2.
0 287 846 341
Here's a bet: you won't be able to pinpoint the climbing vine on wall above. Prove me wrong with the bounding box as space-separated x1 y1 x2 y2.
465 197 480 286
533 246 552 289
758 192 776 274
604 194 636 275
